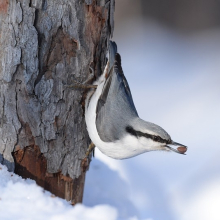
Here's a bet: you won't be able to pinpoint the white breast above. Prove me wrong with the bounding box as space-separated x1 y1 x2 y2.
85 65 148 159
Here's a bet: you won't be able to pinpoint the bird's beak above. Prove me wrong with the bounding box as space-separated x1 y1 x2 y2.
166 141 187 155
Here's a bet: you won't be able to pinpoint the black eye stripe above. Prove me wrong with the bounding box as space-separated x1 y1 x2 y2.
126 126 168 144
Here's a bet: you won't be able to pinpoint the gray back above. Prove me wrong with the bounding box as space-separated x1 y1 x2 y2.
96 43 138 142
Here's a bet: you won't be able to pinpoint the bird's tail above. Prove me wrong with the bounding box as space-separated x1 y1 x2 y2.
108 41 117 71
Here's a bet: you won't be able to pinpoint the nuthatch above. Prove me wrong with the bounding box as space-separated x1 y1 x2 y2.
85 41 187 159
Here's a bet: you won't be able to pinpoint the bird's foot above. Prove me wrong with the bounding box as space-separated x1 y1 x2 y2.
64 81 97 89
82 142 95 171
63 67 97 90
85 142 95 158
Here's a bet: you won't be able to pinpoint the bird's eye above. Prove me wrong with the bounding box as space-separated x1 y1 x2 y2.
153 136 159 141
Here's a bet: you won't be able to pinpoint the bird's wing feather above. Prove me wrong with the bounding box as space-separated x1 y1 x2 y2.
96 42 138 142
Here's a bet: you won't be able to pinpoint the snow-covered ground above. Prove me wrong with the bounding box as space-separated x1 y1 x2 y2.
0 164 118 220
1 18 220 220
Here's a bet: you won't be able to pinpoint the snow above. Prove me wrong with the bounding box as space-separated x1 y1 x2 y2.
0 164 117 220
83 158 139 219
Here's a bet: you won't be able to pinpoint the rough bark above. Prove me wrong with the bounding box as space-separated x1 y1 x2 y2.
0 0 114 203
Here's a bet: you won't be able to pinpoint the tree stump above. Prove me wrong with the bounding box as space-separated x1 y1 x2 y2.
0 0 114 204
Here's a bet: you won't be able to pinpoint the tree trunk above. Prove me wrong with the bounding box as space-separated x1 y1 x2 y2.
0 0 114 204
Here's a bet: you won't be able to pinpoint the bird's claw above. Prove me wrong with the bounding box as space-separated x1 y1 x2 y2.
63 66 97 90
85 142 95 158
81 142 95 172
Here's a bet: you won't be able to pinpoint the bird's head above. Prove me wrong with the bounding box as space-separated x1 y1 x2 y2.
126 118 187 154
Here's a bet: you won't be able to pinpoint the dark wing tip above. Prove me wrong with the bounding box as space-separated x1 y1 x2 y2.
109 41 117 53
114 53 133 97
109 41 118 71
114 53 123 73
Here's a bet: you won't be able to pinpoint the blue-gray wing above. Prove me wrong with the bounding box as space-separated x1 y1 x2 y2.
96 44 138 142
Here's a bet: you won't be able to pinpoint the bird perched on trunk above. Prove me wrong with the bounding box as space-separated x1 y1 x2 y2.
85 41 187 159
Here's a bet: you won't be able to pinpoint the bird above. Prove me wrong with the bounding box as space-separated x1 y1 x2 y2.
84 41 187 159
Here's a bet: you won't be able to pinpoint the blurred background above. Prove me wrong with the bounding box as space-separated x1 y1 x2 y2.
84 0 220 219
